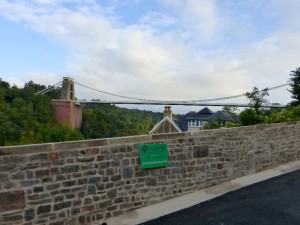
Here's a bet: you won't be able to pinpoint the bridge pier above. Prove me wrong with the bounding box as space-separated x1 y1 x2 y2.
53 77 82 128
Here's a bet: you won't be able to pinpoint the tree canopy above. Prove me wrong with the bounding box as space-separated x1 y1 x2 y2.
245 87 269 114
81 104 162 139
289 67 300 106
0 79 82 146
0 78 162 146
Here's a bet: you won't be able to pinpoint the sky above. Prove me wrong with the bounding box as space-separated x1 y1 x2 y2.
0 0 299 112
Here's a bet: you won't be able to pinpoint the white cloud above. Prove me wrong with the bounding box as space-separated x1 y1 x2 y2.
0 0 297 111
161 0 222 42
140 11 177 28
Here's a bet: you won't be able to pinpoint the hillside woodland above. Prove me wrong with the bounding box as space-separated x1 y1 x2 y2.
0 79 161 146
0 67 300 146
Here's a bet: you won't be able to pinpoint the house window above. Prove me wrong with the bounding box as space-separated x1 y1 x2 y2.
188 120 205 128
192 120 196 127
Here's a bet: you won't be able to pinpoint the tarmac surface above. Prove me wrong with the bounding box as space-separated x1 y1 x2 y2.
138 169 300 225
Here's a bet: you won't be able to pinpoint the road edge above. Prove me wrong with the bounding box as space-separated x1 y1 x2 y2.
104 160 300 225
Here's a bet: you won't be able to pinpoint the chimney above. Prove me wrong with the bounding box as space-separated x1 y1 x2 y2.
164 106 173 120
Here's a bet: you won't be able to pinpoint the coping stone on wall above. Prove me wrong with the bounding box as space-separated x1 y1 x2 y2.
0 122 299 156
151 132 186 141
53 139 108 151
107 135 152 146
0 143 55 155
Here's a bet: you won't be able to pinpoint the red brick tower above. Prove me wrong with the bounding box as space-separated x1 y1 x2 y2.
53 77 82 128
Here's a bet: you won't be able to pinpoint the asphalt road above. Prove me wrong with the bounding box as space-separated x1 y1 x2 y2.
138 169 300 225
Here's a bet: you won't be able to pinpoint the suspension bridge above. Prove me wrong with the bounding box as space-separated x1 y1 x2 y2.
36 78 292 108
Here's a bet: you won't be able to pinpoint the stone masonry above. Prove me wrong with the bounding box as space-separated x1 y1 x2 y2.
0 122 300 225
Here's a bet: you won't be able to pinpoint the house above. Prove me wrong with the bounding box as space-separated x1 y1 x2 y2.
149 106 182 134
149 106 239 134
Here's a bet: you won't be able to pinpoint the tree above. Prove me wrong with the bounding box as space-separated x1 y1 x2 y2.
203 120 223 129
240 108 264 126
0 78 83 146
24 80 61 99
222 106 238 115
245 87 269 114
289 67 300 106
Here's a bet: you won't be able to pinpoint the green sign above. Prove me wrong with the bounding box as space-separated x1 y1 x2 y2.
139 144 169 169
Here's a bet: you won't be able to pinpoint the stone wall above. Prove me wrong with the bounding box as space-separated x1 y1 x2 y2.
0 122 300 225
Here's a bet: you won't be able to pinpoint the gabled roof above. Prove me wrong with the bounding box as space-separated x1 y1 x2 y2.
211 111 240 122
198 107 213 114
149 116 182 134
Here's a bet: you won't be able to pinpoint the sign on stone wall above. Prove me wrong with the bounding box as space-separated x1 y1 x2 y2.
139 144 169 169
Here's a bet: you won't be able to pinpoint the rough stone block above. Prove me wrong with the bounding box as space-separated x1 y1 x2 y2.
88 177 101 184
33 186 44 193
10 155 27 163
59 151 71 158
99 200 112 209
54 201 72 211
37 205 51 214
63 180 77 187
84 169 97 176
87 185 96 195
71 207 80 216
146 178 158 186
25 208 35 221
22 163 40 171
60 165 80 174
46 183 61 191
0 163 16 171
107 188 118 198
49 152 59 161
193 146 209 158
49 221 65 225
122 167 133 179
0 173 8 182
29 154 48 161
111 175 121 181
172 167 182 174
2 214 23 222
36 169 50 178
99 161 110 169
77 156 95 162
0 190 25 211
78 178 87 185
82 204 95 212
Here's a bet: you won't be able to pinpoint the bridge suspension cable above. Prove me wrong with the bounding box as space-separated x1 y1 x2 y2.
74 81 157 102
75 81 291 103
35 78 291 107
35 81 63 95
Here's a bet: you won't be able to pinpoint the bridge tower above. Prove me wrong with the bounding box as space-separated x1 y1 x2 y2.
53 77 82 128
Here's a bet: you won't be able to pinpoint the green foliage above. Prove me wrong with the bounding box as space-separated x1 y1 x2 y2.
203 119 241 130
0 78 82 146
25 80 61 99
289 67 300 106
239 106 300 127
264 106 300 123
81 104 162 139
245 87 269 114
240 108 264 126
203 120 223 129
222 106 238 116
0 78 165 145
226 121 242 128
